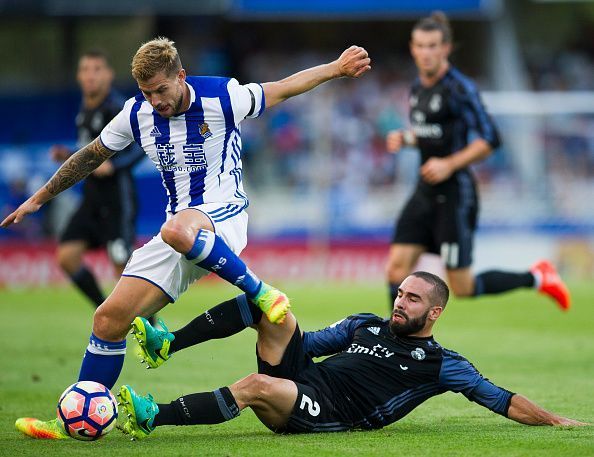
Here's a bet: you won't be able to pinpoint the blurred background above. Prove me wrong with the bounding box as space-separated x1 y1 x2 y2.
1 0 593 287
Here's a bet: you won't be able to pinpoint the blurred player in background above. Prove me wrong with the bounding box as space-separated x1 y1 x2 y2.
115 271 585 439
50 50 145 309
5 38 371 439
385 12 570 311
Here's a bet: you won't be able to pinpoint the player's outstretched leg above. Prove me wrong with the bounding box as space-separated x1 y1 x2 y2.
530 260 571 310
132 295 264 368
184 229 290 324
117 385 159 440
118 383 242 440
132 317 175 369
15 418 68 440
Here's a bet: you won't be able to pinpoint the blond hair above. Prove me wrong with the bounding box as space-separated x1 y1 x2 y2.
131 37 182 81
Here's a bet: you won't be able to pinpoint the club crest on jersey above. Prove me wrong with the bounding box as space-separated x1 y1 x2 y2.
411 347 426 361
429 94 442 112
412 110 426 124
367 327 380 335
199 123 212 139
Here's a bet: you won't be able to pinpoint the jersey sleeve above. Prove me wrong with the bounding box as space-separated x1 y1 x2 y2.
439 350 514 417
302 313 380 358
99 99 135 152
227 78 266 123
455 80 501 149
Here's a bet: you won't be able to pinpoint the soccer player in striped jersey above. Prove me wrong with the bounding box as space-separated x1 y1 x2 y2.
5 37 371 439
385 13 570 311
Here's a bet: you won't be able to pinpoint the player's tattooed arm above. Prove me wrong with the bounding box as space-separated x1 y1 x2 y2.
45 137 114 196
1 137 114 228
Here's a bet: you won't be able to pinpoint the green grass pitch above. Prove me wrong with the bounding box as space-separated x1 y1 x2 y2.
1 280 593 456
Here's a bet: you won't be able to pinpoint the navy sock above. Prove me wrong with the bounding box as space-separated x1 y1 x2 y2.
186 229 262 298
154 387 240 426
70 266 105 308
78 333 126 389
170 295 262 354
474 270 535 296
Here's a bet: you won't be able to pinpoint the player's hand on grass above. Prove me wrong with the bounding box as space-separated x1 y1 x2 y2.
553 417 590 427
0 198 42 228
336 45 371 78
420 156 454 185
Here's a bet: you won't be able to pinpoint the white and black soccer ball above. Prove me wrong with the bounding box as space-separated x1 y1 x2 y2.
56 381 118 441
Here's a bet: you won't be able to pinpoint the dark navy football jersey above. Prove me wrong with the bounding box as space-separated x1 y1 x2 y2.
409 67 500 191
302 313 513 430
76 91 145 201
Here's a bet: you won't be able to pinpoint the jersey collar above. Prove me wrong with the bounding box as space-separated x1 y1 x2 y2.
186 81 196 105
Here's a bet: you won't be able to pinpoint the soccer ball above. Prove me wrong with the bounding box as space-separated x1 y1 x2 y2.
56 381 118 441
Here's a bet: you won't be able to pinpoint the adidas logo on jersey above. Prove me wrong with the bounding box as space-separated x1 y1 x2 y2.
150 126 162 137
367 327 380 335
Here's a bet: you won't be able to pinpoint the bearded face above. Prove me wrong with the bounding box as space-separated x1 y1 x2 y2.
389 307 430 336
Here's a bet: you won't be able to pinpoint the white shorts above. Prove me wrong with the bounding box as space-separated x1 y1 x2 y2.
122 204 249 302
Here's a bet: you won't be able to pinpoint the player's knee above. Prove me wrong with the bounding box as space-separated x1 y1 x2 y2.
160 221 193 253
56 247 78 274
243 373 276 404
386 262 409 284
92 302 130 340
450 288 473 298
448 281 474 297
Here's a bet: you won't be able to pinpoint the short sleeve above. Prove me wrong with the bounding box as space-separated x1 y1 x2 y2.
227 79 266 123
99 103 135 152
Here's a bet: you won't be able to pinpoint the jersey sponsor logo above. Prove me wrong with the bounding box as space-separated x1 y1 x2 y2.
155 142 209 172
346 342 394 359
156 143 176 169
150 126 162 137
411 347 426 361
411 109 443 139
199 123 213 139
183 144 207 169
412 123 443 139
367 327 380 335
299 394 320 417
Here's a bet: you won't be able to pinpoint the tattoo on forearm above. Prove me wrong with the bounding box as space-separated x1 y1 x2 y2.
45 138 114 196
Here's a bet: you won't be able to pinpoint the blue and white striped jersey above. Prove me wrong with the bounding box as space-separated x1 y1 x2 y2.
100 76 265 216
